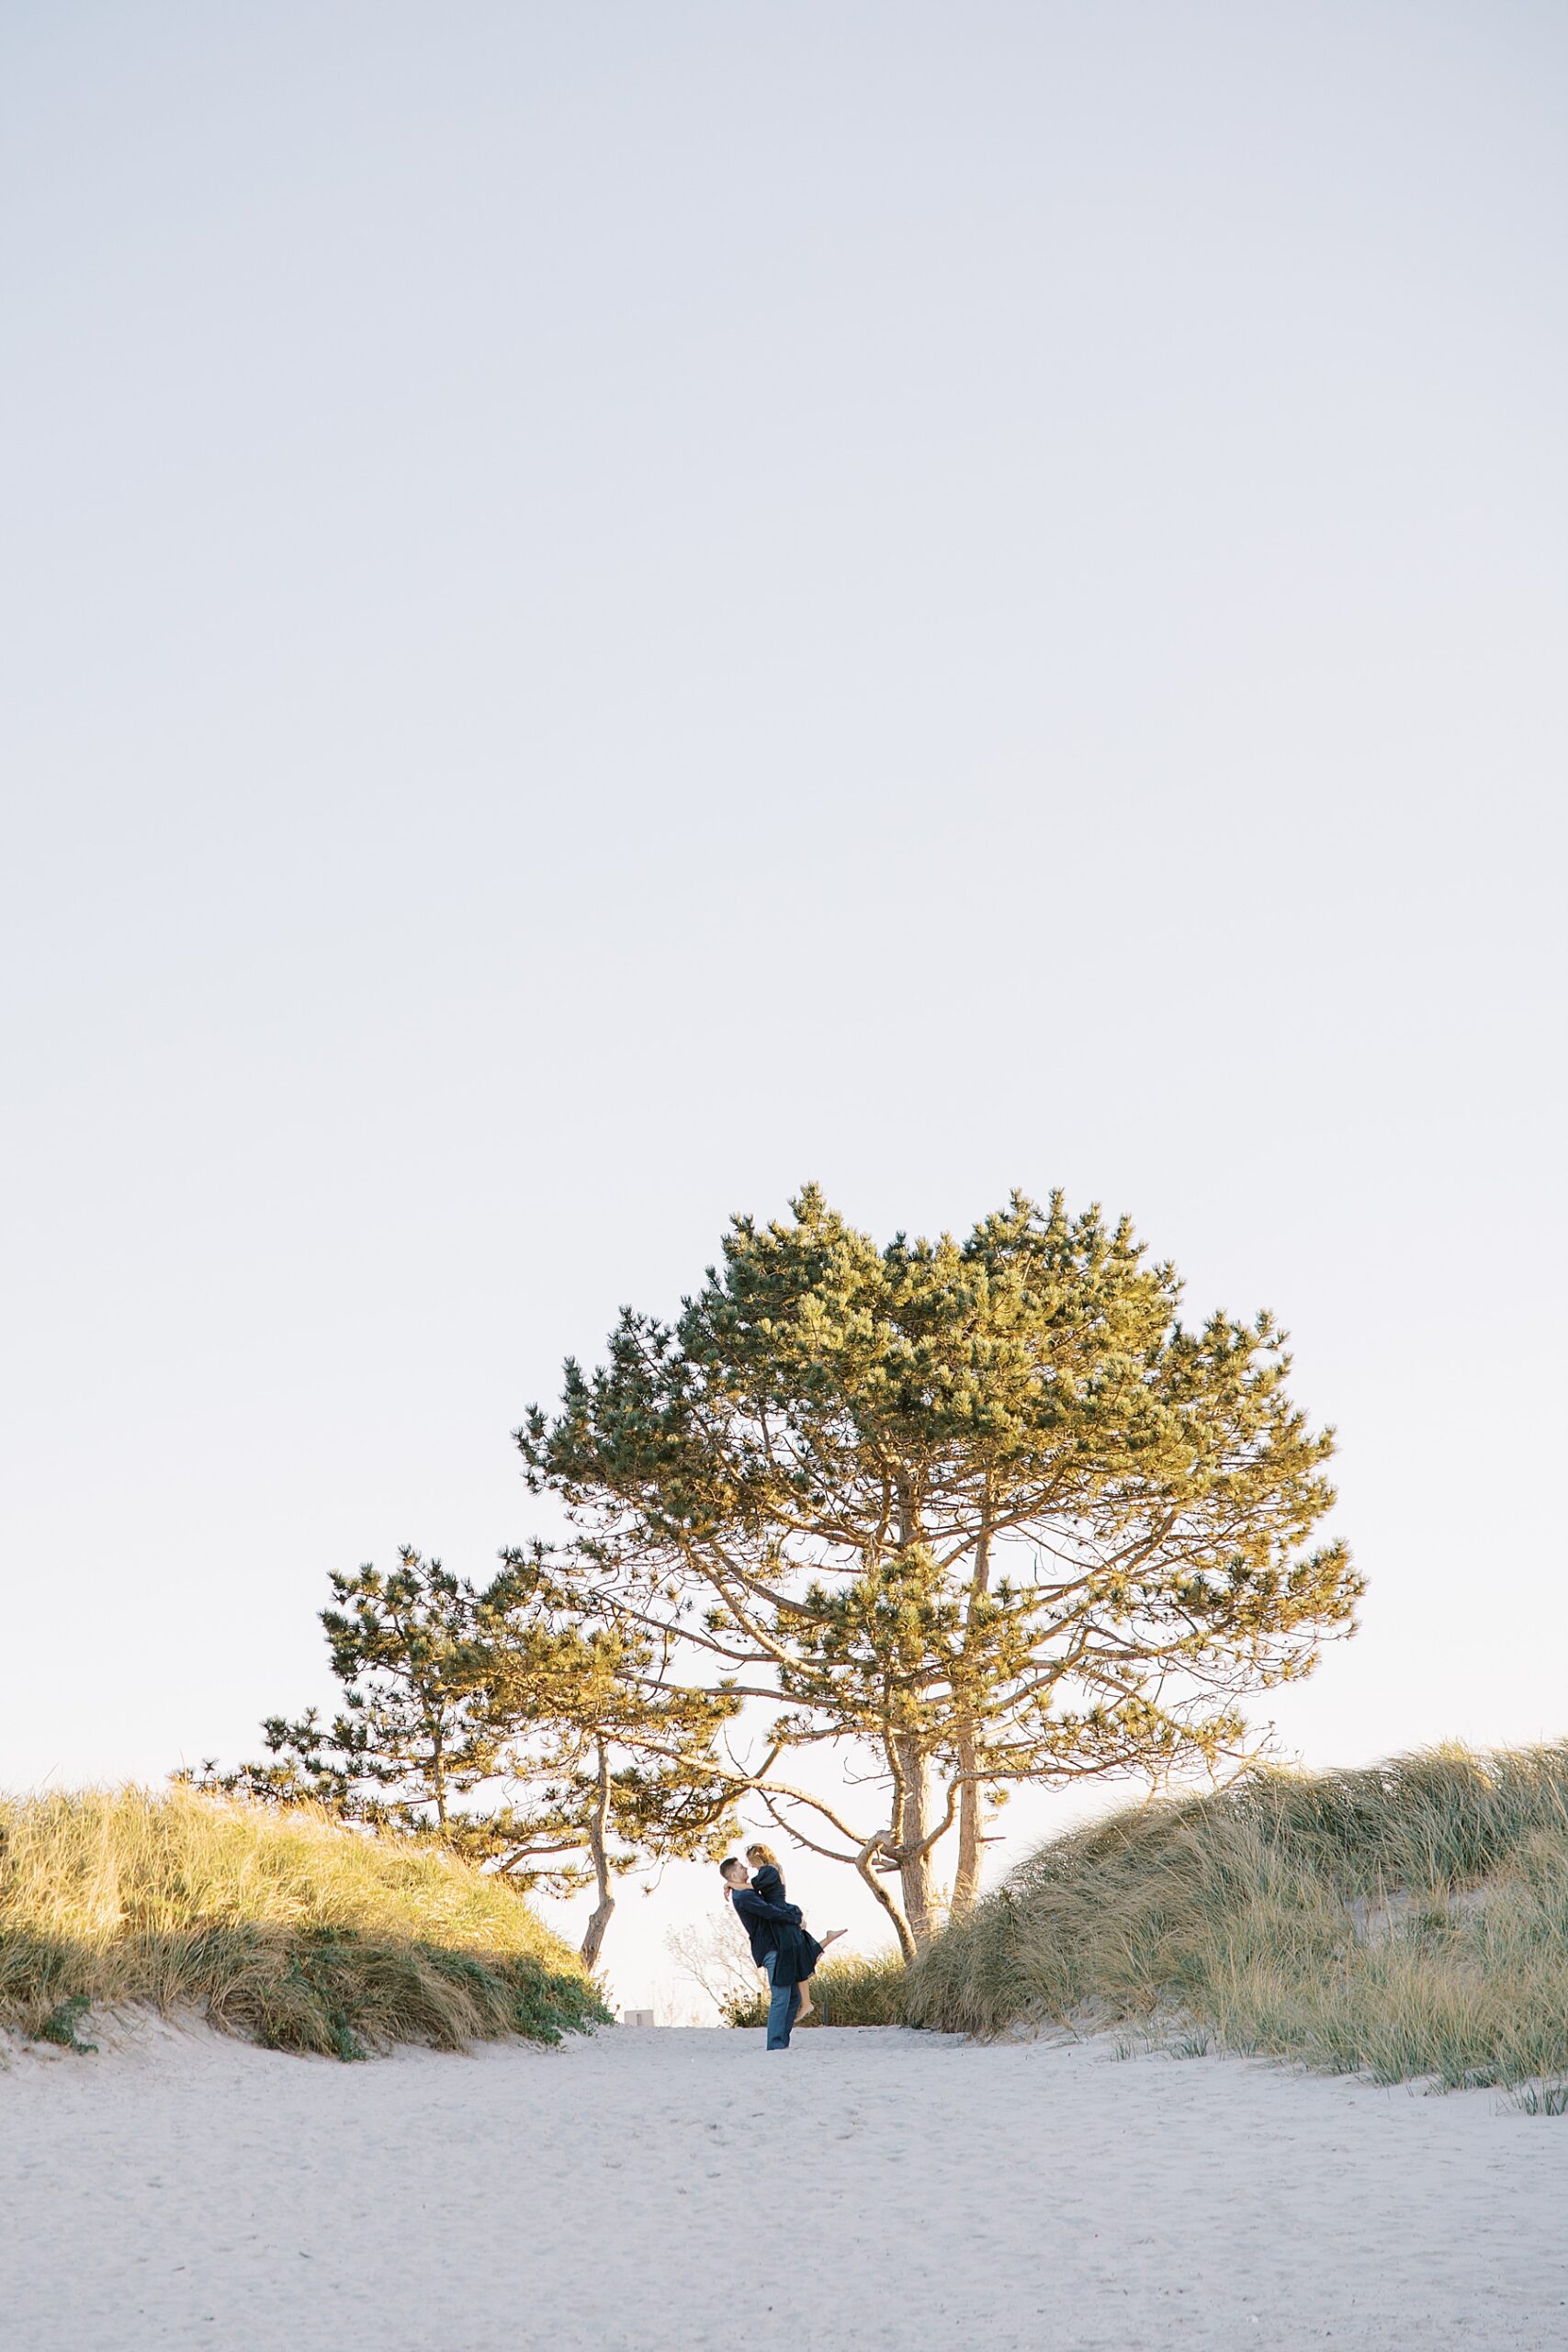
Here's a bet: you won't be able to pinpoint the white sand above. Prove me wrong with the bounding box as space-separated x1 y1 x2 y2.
5 2018 1566 2352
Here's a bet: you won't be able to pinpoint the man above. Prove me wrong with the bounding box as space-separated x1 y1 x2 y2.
719 1856 805 2051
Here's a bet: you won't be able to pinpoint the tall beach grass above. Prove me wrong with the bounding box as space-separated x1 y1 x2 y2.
0 1785 608 2059
905 1741 1568 2094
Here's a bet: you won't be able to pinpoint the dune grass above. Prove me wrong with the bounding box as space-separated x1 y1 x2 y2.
904 1741 1568 2098
0 1785 609 2059
724 1948 907 2028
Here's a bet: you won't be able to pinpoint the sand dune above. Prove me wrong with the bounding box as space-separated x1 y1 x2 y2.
5 2018 1565 2351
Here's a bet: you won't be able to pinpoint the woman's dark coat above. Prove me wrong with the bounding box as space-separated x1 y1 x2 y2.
751 1864 823 1987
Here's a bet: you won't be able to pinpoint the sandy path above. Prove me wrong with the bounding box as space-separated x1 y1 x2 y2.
4 2020 1565 2351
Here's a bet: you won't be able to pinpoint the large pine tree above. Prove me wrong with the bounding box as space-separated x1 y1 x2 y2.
521 1186 1361 1955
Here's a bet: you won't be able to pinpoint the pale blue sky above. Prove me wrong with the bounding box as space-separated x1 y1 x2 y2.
4 3 1564 2009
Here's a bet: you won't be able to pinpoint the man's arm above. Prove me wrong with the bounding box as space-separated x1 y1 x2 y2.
731 1887 801 1927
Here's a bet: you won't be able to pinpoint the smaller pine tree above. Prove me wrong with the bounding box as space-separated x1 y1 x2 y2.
187 1545 739 1969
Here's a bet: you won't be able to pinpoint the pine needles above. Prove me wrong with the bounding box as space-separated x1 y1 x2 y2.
0 1785 609 2059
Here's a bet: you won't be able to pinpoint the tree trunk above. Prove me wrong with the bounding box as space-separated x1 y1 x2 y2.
579 1740 615 1972
855 1842 917 1963
951 1510 994 1918
952 1739 982 1919
886 1481 944 1947
893 1734 940 1947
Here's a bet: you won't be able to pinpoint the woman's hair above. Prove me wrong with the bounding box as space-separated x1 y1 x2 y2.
745 1842 779 1868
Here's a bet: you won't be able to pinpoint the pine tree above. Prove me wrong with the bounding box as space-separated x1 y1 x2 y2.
190 1547 739 1970
192 1549 504 1837
521 1186 1362 1957
477 1544 740 1968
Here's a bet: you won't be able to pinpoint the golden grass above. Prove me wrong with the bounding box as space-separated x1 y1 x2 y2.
904 1741 1568 2097
0 1785 608 2059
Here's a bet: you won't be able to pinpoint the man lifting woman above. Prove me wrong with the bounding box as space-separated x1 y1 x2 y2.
718 1843 846 2050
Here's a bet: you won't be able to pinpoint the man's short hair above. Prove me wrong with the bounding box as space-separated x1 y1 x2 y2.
717 1856 742 1878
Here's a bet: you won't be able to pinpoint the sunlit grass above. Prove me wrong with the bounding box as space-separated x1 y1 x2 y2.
0 1784 608 2059
724 1949 907 2028
906 1741 1568 2096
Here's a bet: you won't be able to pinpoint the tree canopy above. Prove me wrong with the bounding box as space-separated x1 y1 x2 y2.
521 1185 1361 1955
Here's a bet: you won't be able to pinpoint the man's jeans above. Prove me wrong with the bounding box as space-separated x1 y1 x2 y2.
763 1951 802 2051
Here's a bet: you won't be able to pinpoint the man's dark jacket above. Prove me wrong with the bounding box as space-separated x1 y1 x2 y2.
728 1884 805 1973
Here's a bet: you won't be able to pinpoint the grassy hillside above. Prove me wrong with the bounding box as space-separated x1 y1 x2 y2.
0 1786 609 2059
905 1742 1568 2096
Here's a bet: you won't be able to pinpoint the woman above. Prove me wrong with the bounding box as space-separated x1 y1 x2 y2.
743 1842 846 2022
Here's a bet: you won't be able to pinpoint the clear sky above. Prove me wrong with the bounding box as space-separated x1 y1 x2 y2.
4 2 1564 2015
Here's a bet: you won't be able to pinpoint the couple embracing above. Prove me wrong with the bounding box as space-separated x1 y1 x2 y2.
719 1843 846 2051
